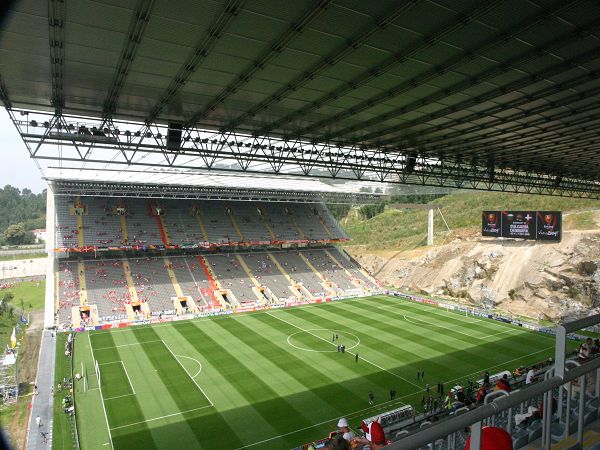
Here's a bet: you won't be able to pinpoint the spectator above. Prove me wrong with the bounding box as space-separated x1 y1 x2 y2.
444 390 454 411
578 337 593 362
335 418 355 442
353 419 390 449
483 371 490 385
465 426 513 450
326 434 350 450
495 374 512 392
525 367 536 385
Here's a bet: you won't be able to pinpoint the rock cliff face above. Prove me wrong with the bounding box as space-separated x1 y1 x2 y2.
348 231 600 322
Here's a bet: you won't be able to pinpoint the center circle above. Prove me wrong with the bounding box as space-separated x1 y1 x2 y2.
287 329 360 353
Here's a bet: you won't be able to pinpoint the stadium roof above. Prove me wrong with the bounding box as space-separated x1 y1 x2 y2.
1 0 600 197
46 167 383 203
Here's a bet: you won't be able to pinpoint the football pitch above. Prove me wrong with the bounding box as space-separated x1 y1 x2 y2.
71 295 558 449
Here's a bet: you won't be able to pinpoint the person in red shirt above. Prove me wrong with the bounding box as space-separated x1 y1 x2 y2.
465 426 513 450
477 383 490 403
495 374 512 392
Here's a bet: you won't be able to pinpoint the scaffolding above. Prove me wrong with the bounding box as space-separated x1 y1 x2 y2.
0 351 18 405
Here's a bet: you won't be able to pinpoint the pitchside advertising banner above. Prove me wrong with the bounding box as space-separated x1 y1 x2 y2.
482 210 562 241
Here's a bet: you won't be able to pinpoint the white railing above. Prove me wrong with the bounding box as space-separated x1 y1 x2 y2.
388 313 600 450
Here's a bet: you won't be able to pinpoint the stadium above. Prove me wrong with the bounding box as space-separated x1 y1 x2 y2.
1 1 600 449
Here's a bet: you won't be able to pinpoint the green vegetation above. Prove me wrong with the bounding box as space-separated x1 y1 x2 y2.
0 253 46 262
564 211 598 230
0 185 46 245
342 191 600 250
71 295 558 450
1 280 46 313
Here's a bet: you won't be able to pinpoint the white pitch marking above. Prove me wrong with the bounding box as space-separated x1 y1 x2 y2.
286 329 360 353
93 339 162 351
162 340 213 406
236 345 556 449
175 355 203 379
266 311 421 389
109 405 214 431
88 333 114 450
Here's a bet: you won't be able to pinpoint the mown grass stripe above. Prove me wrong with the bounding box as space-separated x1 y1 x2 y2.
342 299 548 358
89 331 155 450
174 321 314 436
278 306 466 387
224 315 383 414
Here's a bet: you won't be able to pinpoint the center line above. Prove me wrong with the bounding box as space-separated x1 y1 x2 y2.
265 311 421 390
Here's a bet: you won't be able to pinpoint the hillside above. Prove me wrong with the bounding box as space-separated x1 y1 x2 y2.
342 191 600 251
340 191 600 322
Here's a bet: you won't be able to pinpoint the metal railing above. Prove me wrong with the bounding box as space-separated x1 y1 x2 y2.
388 313 600 450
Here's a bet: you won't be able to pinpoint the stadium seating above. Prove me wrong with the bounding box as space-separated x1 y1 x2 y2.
56 246 375 326
54 197 348 251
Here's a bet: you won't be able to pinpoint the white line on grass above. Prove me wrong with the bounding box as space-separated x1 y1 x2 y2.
109 405 214 431
104 393 135 401
236 344 555 449
265 311 422 390
175 355 203 379
121 360 135 395
402 314 521 341
89 333 114 450
93 339 162 351
162 340 214 406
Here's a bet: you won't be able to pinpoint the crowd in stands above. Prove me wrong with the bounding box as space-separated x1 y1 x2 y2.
302 354 567 450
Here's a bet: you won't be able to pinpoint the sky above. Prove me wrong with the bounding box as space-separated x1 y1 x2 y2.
0 108 48 193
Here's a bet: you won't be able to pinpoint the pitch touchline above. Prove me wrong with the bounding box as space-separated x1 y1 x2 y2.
109 405 214 431
265 311 422 390
237 345 556 449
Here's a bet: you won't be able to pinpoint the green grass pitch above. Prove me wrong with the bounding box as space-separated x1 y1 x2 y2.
70 295 559 449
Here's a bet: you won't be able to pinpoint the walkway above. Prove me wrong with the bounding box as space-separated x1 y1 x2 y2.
26 330 56 449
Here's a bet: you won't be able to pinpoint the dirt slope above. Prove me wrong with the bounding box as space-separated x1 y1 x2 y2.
348 228 600 322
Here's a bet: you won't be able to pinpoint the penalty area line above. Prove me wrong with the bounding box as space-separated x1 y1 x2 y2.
109 405 214 431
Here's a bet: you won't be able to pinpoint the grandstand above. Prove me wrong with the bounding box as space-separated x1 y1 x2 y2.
47 168 381 329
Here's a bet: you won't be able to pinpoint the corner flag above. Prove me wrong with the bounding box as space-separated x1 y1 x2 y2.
9 328 16 348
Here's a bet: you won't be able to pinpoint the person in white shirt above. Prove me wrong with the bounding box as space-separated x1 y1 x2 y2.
525 367 536 384
335 417 355 442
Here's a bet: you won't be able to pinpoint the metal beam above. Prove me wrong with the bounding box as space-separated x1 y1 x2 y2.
294 1 588 142
48 0 65 113
255 0 504 136
221 0 422 133
184 0 334 128
144 0 245 124
14 110 600 198
103 0 156 118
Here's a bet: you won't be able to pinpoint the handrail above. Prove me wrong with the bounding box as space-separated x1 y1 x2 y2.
387 353 600 449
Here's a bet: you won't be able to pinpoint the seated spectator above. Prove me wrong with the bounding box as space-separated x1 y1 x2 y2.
579 337 593 362
444 391 454 411
495 374 512 392
465 426 513 450
525 366 536 385
353 419 390 449
593 338 600 354
455 387 471 406
325 435 349 450
333 418 355 442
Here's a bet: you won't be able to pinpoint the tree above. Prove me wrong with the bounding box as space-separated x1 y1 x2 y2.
2 223 35 245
